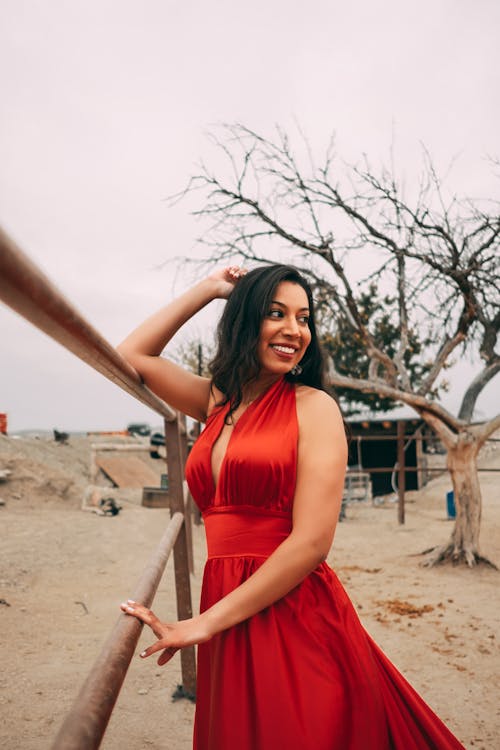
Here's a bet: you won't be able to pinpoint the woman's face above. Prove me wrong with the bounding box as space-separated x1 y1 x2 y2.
256 281 312 377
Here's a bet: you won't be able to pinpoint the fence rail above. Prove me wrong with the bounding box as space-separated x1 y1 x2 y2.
348 466 499 474
0 226 176 420
52 512 184 750
0 225 196 749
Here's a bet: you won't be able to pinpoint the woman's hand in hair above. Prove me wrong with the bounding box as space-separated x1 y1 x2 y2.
208 266 247 299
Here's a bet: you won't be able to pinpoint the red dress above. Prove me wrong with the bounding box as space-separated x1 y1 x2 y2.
185 377 466 750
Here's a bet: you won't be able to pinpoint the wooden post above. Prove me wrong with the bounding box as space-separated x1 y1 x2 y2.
178 412 194 574
90 448 97 484
164 416 197 698
397 421 405 525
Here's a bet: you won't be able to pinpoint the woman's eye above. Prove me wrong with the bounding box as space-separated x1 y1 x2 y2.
268 309 283 318
298 316 310 325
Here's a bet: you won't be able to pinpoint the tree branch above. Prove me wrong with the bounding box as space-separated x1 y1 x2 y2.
458 358 500 421
469 412 500 442
418 330 467 395
393 251 412 389
327 369 461 431
412 409 457 448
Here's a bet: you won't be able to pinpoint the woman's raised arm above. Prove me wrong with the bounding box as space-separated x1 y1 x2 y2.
117 268 242 421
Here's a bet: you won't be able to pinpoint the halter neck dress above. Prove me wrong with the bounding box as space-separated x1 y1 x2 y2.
185 376 466 750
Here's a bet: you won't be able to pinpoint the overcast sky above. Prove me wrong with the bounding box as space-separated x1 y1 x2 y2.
1 0 499 432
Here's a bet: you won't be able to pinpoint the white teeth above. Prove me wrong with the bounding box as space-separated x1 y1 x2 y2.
272 345 295 354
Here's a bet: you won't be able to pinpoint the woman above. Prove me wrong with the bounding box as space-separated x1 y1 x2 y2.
118 264 465 749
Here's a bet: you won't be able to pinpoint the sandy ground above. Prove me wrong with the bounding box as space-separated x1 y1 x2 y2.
0 434 499 750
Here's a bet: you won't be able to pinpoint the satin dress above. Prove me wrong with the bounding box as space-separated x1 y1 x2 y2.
185 377 466 750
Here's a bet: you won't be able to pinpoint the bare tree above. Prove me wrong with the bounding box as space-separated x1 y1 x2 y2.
171 338 213 378
178 123 500 567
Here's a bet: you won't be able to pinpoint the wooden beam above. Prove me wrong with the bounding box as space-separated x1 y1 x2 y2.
164 416 197 697
397 420 406 525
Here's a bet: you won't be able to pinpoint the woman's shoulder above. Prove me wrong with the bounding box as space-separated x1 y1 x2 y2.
294 385 347 452
295 383 339 408
294 384 343 423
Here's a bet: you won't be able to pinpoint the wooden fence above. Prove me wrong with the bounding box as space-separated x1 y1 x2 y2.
0 225 196 749
346 428 499 525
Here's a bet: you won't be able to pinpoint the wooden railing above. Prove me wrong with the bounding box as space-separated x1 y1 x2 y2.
0 225 196 749
52 512 184 749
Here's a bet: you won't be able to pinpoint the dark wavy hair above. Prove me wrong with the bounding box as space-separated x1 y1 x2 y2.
209 264 326 418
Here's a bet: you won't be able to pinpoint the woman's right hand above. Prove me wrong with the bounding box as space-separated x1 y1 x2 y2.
120 600 213 666
207 266 247 299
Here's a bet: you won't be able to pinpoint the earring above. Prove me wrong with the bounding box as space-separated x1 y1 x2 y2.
290 363 303 376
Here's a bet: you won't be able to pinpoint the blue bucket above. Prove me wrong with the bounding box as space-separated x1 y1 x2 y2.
446 490 456 519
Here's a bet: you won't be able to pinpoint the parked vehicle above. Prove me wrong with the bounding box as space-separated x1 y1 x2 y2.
150 431 165 459
127 423 151 437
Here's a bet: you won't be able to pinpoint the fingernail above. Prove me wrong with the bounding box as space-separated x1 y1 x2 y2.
127 607 135 612
120 602 127 608
127 599 135 604
140 651 146 658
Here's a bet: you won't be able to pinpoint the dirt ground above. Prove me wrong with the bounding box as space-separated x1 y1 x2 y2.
0 434 499 750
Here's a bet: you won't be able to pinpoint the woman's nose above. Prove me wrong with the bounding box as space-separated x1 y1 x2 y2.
282 316 300 336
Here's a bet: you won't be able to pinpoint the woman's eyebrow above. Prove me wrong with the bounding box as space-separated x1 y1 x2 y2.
271 299 310 312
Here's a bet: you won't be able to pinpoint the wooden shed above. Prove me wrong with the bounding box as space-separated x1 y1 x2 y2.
347 409 429 497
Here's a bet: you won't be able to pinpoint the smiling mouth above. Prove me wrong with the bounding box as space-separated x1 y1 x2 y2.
271 345 297 355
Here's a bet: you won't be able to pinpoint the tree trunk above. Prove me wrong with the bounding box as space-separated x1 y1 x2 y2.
423 431 496 568
447 436 482 564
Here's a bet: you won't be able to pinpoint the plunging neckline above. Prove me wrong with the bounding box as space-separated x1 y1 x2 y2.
209 377 283 494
